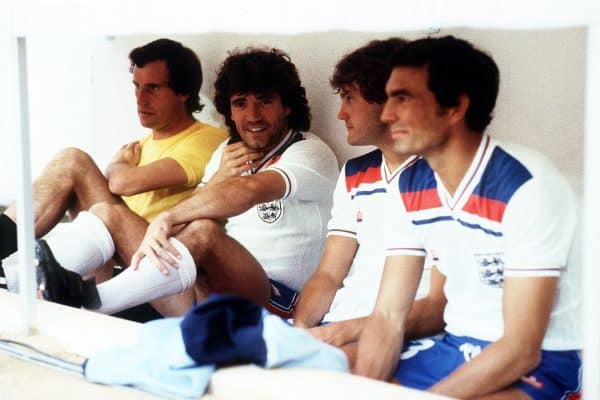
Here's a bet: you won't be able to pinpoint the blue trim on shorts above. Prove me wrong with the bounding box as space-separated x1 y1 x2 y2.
268 279 298 313
394 333 582 399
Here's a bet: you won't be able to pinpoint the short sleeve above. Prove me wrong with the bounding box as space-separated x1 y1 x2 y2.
327 166 357 239
383 184 426 257
264 136 339 202
502 169 577 277
173 126 228 186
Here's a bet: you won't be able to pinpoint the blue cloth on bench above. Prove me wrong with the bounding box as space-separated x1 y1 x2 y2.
84 294 348 399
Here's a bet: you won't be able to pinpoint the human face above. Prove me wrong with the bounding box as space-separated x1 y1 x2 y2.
229 93 291 152
338 84 388 146
133 60 188 135
381 66 453 158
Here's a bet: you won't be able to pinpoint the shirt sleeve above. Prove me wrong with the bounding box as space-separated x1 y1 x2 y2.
265 136 339 202
326 165 357 239
384 183 426 257
172 127 228 186
502 169 577 277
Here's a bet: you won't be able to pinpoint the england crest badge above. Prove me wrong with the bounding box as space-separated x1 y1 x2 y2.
257 200 283 223
474 252 504 288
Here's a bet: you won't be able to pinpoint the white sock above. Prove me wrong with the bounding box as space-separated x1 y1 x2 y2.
95 238 197 314
2 252 20 292
2 211 114 292
45 211 115 276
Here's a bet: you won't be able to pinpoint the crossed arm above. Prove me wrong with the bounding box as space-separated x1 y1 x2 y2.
105 141 189 196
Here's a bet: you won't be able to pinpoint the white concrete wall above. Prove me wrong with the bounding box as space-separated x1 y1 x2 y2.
0 28 586 204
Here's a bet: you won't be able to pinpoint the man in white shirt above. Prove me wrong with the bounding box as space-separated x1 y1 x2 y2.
355 36 581 400
293 38 430 366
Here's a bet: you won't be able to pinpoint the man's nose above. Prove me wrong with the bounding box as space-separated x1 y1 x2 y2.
337 107 349 121
246 102 261 121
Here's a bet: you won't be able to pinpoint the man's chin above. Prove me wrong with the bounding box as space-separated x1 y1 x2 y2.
138 119 155 129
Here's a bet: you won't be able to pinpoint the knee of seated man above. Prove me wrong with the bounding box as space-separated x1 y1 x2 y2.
56 147 96 171
181 219 224 247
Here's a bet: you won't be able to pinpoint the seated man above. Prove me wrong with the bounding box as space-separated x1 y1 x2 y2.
0 39 227 295
293 38 431 364
355 36 581 400
33 47 339 318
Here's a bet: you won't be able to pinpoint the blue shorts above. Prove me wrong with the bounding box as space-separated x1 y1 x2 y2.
266 279 298 318
394 333 582 400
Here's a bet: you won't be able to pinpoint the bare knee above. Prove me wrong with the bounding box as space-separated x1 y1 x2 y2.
177 219 223 252
54 147 97 175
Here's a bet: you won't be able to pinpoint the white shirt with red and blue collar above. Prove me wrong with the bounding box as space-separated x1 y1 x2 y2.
384 133 581 350
324 149 429 322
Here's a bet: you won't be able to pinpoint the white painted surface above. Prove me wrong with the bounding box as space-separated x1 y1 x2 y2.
0 28 587 205
582 25 600 400
15 37 37 334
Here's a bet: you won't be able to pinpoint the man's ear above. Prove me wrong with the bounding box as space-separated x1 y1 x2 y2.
176 92 190 105
448 94 470 125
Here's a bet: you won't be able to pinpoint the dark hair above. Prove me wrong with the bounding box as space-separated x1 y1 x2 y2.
129 38 203 115
389 35 499 133
213 47 311 140
331 37 408 104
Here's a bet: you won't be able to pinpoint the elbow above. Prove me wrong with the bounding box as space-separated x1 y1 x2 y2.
501 338 543 374
108 177 135 196
519 346 542 372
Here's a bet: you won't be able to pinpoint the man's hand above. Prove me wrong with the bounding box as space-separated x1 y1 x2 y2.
131 212 181 274
209 142 262 184
111 141 142 166
307 318 366 347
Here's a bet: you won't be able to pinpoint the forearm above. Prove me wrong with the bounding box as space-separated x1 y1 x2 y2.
354 311 405 379
294 274 340 328
432 276 559 398
429 338 540 398
164 175 276 226
404 267 447 340
404 297 446 340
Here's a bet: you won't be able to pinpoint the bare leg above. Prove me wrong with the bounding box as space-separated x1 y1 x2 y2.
175 219 271 307
5 148 121 238
85 260 115 284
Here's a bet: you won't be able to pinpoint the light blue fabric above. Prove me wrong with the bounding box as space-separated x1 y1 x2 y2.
84 317 214 399
84 296 349 399
262 311 348 371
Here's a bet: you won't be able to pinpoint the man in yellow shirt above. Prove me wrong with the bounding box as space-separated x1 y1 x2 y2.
0 39 227 305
